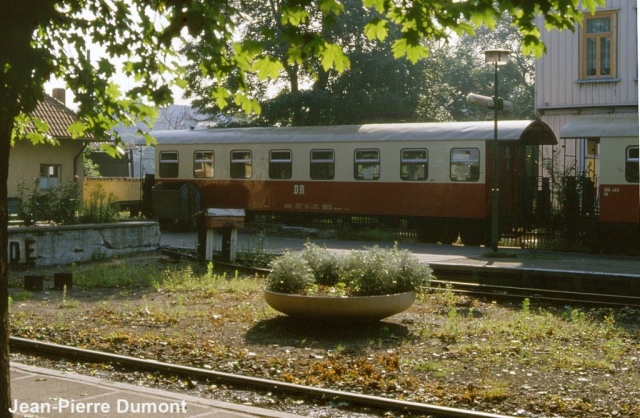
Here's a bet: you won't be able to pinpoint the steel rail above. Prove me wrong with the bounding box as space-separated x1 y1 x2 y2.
10 336 513 418
431 279 640 307
207 258 640 307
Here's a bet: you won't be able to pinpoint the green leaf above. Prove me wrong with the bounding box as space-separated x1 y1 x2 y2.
391 39 429 63
233 93 261 115
364 19 389 41
172 77 189 90
252 57 284 81
319 0 344 15
281 6 309 26
319 43 350 72
470 8 497 29
363 0 386 13
106 82 121 99
234 40 262 57
212 87 231 109
151 85 173 105
142 131 157 146
287 45 304 65
582 0 604 14
69 121 88 139
31 117 50 135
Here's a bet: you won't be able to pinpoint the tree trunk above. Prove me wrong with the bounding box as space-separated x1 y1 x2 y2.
0 109 13 418
1 2 59 412
0 12 27 417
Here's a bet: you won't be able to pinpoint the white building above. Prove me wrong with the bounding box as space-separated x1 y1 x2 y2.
535 0 638 248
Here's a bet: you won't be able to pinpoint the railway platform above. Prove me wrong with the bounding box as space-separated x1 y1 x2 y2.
161 230 640 298
160 230 640 278
9 362 303 418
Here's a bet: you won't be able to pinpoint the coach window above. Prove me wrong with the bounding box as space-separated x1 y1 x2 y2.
310 149 335 180
269 150 292 179
159 151 179 178
354 149 380 180
194 151 214 178
401 149 428 181
626 146 639 183
450 148 480 182
230 150 252 179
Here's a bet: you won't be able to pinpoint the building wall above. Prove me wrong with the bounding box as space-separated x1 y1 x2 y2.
8 139 85 198
535 0 638 111
535 0 639 178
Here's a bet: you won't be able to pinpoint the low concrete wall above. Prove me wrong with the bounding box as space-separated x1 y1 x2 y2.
8 221 160 267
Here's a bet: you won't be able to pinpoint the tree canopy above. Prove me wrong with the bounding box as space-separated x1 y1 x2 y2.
186 7 536 126
0 0 605 416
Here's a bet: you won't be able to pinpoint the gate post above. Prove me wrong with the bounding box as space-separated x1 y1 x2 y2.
199 209 245 263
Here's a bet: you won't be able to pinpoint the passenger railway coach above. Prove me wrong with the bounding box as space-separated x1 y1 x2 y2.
149 121 557 245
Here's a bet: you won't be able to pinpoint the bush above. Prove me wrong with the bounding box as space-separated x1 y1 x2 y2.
267 243 431 296
300 242 341 286
80 184 120 224
267 251 314 294
16 177 80 225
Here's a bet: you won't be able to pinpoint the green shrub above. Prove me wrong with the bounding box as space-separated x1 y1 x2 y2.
343 245 431 295
300 242 341 286
267 244 431 296
267 251 314 294
80 184 120 224
16 177 80 225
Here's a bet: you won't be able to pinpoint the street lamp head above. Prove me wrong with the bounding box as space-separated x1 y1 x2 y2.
484 49 511 65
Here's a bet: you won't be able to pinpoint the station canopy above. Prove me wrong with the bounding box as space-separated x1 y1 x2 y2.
560 118 639 138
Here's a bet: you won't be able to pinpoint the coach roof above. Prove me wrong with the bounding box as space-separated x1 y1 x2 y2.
149 120 556 146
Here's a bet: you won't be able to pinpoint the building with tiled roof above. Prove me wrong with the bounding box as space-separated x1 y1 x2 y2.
27 90 93 140
8 89 94 204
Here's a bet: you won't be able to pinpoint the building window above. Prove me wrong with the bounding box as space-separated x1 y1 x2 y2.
310 149 335 180
626 146 639 183
581 10 617 79
269 150 292 179
39 164 61 190
450 148 480 182
354 149 380 180
194 151 214 178
159 151 179 178
230 150 252 179
400 148 428 181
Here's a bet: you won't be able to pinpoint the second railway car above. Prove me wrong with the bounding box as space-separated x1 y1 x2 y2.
149 121 557 245
559 118 640 253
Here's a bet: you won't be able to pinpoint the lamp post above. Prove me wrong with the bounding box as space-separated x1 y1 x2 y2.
484 48 511 251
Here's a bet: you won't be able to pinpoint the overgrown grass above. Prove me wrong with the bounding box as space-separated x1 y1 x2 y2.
154 262 263 296
10 290 33 302
72 261 160 288
71 259 265 297
234 232 279 268
428 297 631 375
9 254 640 416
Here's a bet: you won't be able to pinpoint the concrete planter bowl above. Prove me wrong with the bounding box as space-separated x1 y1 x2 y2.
264 289 416 321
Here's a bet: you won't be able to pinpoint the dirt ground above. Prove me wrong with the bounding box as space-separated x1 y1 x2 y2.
7 253 640 417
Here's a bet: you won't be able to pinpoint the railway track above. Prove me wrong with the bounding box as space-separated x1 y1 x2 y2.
195 252 640 309
10 337 511 418
430 279 640 308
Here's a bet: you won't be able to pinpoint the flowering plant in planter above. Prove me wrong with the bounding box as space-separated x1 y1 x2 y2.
266 243 431 297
